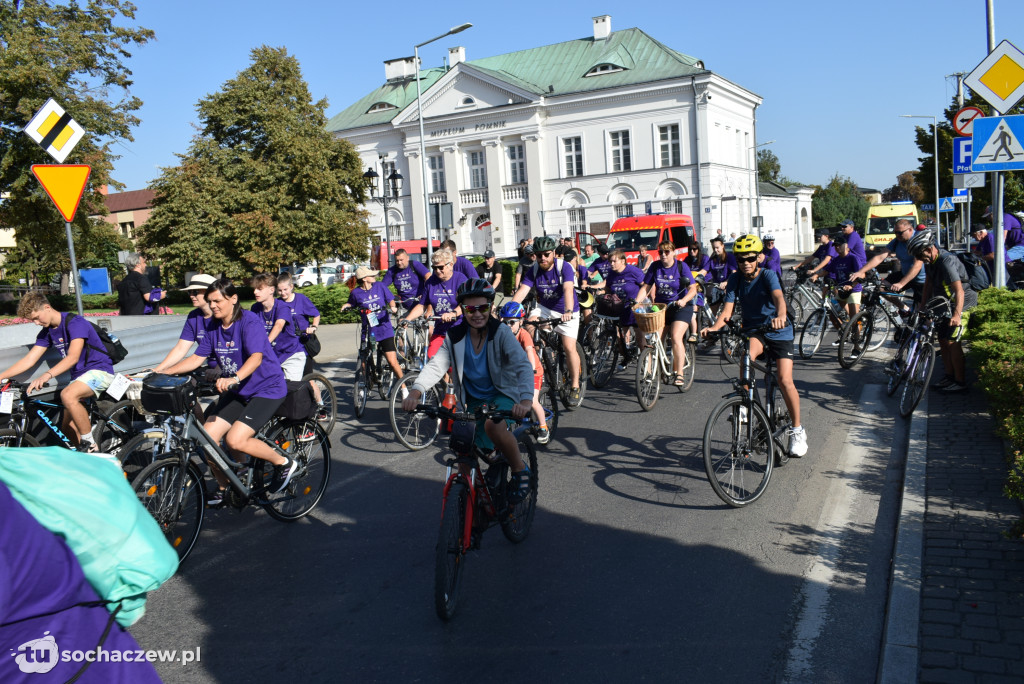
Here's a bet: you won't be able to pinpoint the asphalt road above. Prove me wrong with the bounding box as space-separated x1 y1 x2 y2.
129 329 911 684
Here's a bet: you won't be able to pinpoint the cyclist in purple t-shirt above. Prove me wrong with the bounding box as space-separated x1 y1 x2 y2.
706 236 738 317
251 273 307 381
153 273 218 375
401 248 469 359
383 248 430 309
342 266 403 382
441 239 478 280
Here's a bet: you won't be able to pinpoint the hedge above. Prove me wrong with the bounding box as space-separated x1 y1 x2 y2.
965 288 1024 526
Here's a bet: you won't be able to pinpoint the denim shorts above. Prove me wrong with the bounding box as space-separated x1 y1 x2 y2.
464 394 517 450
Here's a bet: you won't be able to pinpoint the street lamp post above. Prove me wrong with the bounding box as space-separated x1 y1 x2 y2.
415 22 472 265
750 140 775 239
363 156 403 269
901 114 943 248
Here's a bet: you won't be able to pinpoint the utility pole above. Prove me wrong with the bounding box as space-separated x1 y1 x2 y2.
948 70 970 246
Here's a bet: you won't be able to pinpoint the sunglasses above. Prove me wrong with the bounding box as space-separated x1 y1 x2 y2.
659 250 673 255
737 255 759 263
432 263 450 270
463 304 491 314
503 319 520 326
540 251 554 258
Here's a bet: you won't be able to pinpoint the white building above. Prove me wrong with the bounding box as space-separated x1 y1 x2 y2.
327 15 813 258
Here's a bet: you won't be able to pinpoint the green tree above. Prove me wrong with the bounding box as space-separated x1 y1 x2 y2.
757 149 781 182
0 1 153 285
811 174 869 229
882 170 924 203
140 46 372 279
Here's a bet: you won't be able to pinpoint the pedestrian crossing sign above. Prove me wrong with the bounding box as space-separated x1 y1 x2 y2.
939 198 955 213
971 115 1024 171
23 98 85 163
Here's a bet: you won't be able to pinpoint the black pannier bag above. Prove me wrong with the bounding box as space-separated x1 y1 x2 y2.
275 379 314 421
140 374 197 415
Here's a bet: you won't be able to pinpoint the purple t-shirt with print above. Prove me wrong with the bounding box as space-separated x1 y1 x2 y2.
522 260 579 313
251 299 305 360
195 310 287 399
454 256 477 281
707 254 737 284
420 271 468 338
34 313 114 379
644 260 695 304
280 292 320 331
383 260 429 305
606 265 646 325
587 257 614 281
347 282 396 341
825 253 866 292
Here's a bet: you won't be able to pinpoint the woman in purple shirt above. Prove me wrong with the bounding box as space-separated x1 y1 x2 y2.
154 273 217 375
341 266 403 382
707 236 737 317
164 279 297 495
638 241 700 384
401 248 468 359
604 249 647 360
761 235 783 281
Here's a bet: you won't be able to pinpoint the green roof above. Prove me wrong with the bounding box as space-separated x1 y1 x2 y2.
326 27 704 134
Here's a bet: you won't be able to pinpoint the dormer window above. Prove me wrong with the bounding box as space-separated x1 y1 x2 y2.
584 63 624 77
456 96 476 108
367 102 397 113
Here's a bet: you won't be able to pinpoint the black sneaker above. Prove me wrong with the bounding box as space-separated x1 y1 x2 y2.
270 457 298 493
939 381 968 393
931 375 955 390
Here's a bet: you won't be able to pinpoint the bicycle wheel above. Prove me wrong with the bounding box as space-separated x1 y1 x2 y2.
377 353 395 401
96 399 152 453
117 430 171 483
261 422 331 521
885 339 910 397
837 310 873 370
635 346 661 411
899 342 936 418
389 372 443 450
352 360 369 419
0 428 40 447
500 436 539 543
679 340 697 392
798 310 826 359
435 482 469 621
133 458 205 564
590 330 619 388
538 373 559 442
559 341 587 410
866 306 892 352
720 329 744 365
303 372 337 435
703 397 774 507
770 388 793 465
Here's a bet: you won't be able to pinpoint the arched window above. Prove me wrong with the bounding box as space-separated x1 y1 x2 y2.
584 63 624 77
367 102 397 113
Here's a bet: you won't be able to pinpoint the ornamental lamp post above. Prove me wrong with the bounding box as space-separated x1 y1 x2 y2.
363 158 404 269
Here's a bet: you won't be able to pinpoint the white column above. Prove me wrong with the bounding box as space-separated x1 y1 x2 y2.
441 143 462 241
404 148 426 238
522 133 544 241
483 139 505 252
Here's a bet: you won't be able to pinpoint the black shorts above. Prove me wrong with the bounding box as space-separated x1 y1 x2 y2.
751 333 794 360
208 393 284 431
377 336 397 353
303 354 314 376
667 304 695 325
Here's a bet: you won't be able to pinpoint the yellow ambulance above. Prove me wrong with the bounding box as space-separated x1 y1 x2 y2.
864 201 919 254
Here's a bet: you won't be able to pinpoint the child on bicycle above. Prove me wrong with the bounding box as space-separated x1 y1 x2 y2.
341 266 403 382
498 300 550 444
0 293 115 452
251 273 307 381
403 279 535 500
700 235 808 457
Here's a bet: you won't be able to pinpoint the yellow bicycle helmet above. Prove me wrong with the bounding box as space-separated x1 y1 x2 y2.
732 234 763 254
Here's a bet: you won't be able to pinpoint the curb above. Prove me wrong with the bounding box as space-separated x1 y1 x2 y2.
877 394 928 682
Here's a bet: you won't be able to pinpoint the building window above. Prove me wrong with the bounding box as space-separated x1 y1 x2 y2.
609 130 631 172
563 137 583 178
514 212 530 241
458 96 476 107
469 151 487 189
428 155 445 193
388 224 403 242
658 124 680 167
615 204 634 219
119 221 135 238
568 208 586 235
507 144 526 185
584 63 624 77
367 102 397 113
662 199 683 214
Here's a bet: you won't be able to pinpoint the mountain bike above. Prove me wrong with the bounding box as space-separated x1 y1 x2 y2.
408 403 538 620
885 297 947 418
531 317 587 410
302 371 337 435
785 267 823 325
797 278 850 359
353 316 399 418
836 272 915 369
122 376 331 564
634 304 696 410
394 311 429 371
588 295 641 388
701 321 796 507
387 370 447 450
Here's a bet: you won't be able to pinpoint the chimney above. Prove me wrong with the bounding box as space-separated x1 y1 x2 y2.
383 56 418 82
593 15 611 40
99 184 108 195
448 46 465 66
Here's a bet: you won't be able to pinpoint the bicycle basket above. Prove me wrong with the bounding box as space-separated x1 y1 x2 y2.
448 419 477 455
633 305 666 334
140 374 197 415
275 379 315 421
596 294 626 317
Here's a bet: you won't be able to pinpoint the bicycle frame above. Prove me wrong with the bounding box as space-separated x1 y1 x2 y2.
2 386 104 450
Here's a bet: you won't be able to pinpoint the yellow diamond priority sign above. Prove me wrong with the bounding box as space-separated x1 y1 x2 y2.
31 165 91 222
23 98 86 163
965 40 1024 113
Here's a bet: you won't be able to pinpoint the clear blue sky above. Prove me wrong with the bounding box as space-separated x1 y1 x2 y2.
109 0 1024 194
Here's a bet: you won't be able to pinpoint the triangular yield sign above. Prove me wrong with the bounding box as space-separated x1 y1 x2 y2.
31 164 91 221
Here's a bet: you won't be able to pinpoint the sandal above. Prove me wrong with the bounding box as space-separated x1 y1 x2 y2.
672 373 685 386
687 334 699 344
206 487 227 508
508 467 532 503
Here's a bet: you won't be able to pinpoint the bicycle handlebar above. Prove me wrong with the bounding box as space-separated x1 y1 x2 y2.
411 403 523 423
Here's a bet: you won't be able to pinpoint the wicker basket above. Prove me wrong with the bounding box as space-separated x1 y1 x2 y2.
634 305 666 334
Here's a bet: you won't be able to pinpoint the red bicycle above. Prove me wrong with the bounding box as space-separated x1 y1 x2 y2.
411 403 539 620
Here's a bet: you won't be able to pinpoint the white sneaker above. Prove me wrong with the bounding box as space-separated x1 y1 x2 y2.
787 426 808 457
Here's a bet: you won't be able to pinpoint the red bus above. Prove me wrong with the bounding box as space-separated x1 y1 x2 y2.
370 238 442 270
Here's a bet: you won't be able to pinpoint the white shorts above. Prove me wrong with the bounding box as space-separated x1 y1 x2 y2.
533 305 580 340
280 352 307 381
74 370 114 398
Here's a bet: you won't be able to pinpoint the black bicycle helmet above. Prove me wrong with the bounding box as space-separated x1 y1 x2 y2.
533 236 557 252
523 243 535 255
456 278 495 303
907 229 934 257
596 242 610 255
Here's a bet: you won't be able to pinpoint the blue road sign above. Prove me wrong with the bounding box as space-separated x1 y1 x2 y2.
971 115 1024 171
938 198 955 213
953 137 973 174
921 203 935 211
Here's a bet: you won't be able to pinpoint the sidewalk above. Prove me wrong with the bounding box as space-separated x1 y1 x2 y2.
883 382 1024 682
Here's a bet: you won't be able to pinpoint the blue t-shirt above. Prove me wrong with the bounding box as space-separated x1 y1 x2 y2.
886 238 926 284
522 260 579 312
383 260 429 305
347 282 396 342
707 254 737 284
724 269 793 341
251 299 305 359
34 313 114 379
643 260 695 304
195 310 287 399
462 339 495 400
825 253 866 292
420 272 468 338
